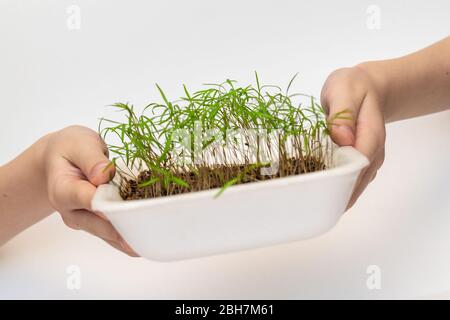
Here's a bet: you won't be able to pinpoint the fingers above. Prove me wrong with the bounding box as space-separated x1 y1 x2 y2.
344 94 385 209
322 95 358 146
346 148 385 210
53 177 139 256
329 125 356 146
354 94 386 161
48 157 97 211
321 68 364 146
54 177 96 211
103 239 140 257
61 126 116 186
63 209 120 242
60 209 138 257
345 94 384 209
321 68 386 210
45 125 137 257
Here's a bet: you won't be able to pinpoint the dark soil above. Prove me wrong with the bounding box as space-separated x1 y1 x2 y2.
119 157 326 200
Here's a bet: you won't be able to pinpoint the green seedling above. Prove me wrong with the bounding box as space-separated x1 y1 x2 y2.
99 73 349 200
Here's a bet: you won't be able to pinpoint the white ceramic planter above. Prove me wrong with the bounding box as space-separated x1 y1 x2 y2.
92 146 368 261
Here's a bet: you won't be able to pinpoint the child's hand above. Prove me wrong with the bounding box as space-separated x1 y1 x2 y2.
320 37 450 209
321 66 386 209
44 126 138 256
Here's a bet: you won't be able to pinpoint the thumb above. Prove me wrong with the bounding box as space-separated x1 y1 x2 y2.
321 91 360 146
88 158 116 186
66 131 116 186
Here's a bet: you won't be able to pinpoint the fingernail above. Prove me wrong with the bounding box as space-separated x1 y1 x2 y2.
90 161 113 183
92 161 111 175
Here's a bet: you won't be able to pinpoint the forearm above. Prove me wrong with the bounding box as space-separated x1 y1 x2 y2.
359 36 450 123
0 135 54 246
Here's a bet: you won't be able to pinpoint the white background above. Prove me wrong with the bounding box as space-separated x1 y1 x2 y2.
0 0 449 299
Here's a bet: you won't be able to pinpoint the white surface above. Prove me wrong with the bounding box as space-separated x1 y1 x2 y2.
91 147 368 261
0 0 449 298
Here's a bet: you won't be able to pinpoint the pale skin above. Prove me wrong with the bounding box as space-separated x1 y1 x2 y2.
0 37 449 253
0 126 138 256
321 36 450 208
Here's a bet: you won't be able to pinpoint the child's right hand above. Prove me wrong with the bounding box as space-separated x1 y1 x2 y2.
321 65 386 209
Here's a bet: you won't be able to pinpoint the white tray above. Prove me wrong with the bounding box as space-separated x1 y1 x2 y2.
92 146 368 261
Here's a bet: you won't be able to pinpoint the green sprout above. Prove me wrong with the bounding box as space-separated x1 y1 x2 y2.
98 73 348 200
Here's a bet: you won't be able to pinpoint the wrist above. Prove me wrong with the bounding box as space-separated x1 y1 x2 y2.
31 133 54 210
0 133 55 245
